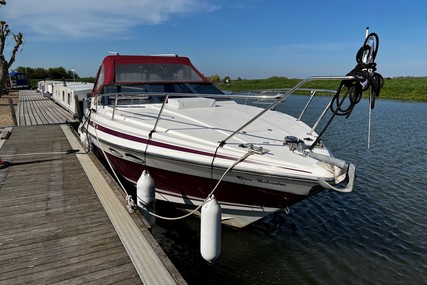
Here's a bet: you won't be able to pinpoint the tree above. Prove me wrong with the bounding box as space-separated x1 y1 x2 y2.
33 67 49 79
47 67 69 79
16 66 78 80
0 4 24 95
209 74 221 83
67 69 79 81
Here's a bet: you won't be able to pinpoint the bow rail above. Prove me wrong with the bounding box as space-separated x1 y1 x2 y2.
89 75 356 145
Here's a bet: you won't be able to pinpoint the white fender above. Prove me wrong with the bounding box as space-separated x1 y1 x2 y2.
78 125 87 145
136 170 156 225
200 195 222 263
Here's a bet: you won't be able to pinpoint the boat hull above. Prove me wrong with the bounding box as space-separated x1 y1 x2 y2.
89 138 324 228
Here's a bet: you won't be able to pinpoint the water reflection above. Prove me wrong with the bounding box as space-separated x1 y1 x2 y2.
151 96 427 285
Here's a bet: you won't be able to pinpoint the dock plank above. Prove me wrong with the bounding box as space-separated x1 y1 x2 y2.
62 125 180 285
0 125 144 285
17 91 73 126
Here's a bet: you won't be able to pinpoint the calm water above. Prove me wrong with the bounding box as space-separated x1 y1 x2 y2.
150 95 427 285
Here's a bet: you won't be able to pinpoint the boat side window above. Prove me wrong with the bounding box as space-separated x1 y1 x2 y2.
95 64 105 91
100 85 117 105
121 85 147 93
145 83 223 98
190 83 224 95
146 84 183 101
106 84 155 105
148 84 175 93
104 85 118 94
121 85 154 104
173 84 193 93
150 83 193 95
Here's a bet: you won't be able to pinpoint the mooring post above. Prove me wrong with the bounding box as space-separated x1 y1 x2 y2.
8 98 17 126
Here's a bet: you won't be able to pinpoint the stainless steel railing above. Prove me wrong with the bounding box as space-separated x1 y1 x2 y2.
89 75 355 145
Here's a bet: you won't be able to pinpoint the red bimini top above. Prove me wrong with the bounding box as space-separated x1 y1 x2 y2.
92 54 210 96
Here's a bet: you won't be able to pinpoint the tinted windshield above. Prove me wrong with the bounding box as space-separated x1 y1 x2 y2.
101 83 224 105
104 83 223 95
147 83 223 94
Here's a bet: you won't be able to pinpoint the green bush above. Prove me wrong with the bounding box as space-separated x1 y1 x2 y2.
215 77 427 102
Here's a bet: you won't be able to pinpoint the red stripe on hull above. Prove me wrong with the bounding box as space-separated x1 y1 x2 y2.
93 146 317 209
91 121 312 174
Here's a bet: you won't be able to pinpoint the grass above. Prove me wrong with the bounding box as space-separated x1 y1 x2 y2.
215 76 427 102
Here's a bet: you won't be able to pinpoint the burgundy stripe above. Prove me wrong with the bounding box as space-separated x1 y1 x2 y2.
91 120 311 174
93 146 311 209
93 122 233 160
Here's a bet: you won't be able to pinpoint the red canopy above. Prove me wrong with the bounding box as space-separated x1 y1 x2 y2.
92 55 210 96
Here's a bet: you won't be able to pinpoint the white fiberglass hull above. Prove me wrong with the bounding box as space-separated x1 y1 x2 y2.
82 98 343 227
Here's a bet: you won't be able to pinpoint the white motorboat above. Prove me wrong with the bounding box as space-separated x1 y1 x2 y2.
79 33 382 228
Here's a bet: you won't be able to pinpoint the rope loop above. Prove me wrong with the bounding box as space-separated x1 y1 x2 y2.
330 32 384 118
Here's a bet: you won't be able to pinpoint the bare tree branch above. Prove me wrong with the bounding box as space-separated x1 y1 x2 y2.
7 32 23 69
0 18 24 95
0 21 11 56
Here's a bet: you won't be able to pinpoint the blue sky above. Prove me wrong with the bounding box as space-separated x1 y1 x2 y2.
2 0 426 79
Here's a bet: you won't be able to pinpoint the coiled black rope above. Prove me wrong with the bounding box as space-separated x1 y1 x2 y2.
309 32 384 150
330 32 384 117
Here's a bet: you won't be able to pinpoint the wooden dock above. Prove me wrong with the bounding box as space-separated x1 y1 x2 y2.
17 90 73 126
0 124 185 284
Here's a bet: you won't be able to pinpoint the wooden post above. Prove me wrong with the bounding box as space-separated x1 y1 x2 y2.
8 98 17 126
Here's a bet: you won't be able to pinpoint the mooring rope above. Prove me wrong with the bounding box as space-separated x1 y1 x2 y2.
0 149 79 157
93 124 136 210
330 32 384 117
76 108 94 154
144 149 257 221
310 32 384 150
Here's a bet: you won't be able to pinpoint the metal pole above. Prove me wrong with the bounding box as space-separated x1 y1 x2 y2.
220 75 355 146
149 94 169 138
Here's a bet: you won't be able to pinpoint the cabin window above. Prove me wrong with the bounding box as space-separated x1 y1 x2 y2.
95 64 105 91
115 63 204 83
191 84 224 94
62 91 65 101
67 92 71 105
146 83 223 95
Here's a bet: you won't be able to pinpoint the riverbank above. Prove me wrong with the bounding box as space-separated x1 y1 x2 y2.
215 76 427 102
29 76 427 102
0 91 19 127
